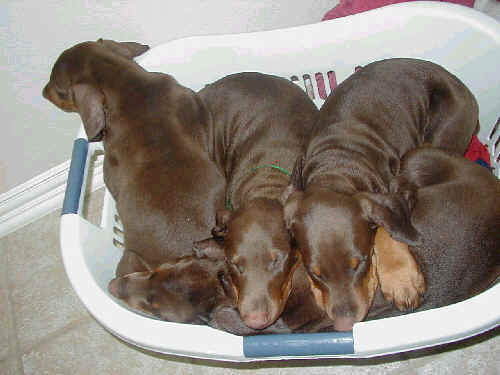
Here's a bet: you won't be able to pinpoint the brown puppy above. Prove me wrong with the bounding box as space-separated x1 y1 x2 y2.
109 239 334 335
283 58 478 331
43 39 226 275
108 240 235 325
197 73 318 330
368 147 500 319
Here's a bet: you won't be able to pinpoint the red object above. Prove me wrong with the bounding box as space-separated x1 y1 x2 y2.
322 0 474 21
465 135 491 166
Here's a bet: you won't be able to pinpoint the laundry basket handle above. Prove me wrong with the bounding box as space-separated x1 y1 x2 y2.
62 138 89 215
243 331 354 357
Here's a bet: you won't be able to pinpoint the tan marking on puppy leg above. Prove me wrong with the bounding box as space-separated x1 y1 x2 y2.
353 253 379 323
374 227 426 311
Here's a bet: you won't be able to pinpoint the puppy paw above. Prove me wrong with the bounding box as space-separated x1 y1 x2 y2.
381 266 425 311
374 227 426 311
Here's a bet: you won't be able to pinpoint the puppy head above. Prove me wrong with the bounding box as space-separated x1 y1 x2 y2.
284 185 417 331
43 39 149 141
284 189 378 331
108 255 231 324
211 199 300 330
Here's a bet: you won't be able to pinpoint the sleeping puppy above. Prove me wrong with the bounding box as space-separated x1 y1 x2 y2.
283 58 479 331
197 73 318 330
368 146 500 318
108 238 334 335
107 241 235 325
43 39 226 275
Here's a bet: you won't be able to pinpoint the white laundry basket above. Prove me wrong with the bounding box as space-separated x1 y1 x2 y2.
60 2 500 362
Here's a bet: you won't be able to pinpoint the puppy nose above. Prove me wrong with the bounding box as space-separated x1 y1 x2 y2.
242 311 271 330
333 316 357 331
108 278 121 298
42 84 50 99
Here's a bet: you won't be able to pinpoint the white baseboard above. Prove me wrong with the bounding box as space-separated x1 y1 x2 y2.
0 157 105 238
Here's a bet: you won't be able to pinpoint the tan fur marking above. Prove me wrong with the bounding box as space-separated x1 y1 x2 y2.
373 227 426 311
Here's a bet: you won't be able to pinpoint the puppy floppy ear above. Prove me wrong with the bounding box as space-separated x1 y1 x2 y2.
211 209 231 238
358 191 420 245
97 39 149 59
192 237 225 261
73 84 105 142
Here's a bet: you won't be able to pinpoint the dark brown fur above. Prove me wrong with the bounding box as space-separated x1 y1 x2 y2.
368 147 500 318
283 58 479 330
43 40 226 275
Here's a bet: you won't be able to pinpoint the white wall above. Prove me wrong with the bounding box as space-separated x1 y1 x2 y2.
0 0 334 194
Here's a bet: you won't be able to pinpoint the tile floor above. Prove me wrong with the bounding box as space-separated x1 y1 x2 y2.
1 187 499 375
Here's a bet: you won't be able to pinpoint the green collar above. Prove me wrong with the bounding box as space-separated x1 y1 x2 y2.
225 164 291 210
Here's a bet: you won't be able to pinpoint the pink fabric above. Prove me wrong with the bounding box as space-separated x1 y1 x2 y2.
322 0 474 21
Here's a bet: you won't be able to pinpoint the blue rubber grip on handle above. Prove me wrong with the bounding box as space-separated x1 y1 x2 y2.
62 138 89 215
243 331 354 358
